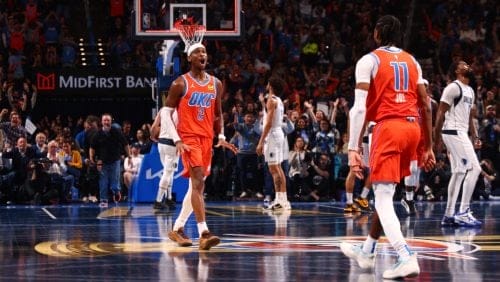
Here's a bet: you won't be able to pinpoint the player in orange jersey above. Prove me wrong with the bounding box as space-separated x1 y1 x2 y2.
164 43 237 250
339 15 435 279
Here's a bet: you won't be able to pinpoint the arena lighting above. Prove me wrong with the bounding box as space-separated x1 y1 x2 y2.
79 48 84 51
99 52 104 56
100 62 106 66
82 62 87 66
81 57 86 61
80 52 86 56
78 42 83 46
98 47 103 51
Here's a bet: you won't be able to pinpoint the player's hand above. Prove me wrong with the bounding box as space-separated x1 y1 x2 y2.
215 139 239 154
348 150 364 179
420 149 436 172
175 141 190 155
256 142 263 156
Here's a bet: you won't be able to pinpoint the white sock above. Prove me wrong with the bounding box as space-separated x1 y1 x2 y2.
445 173 465 217
197 222 208 238
173 180 193 231
277 192 287 203
346 192 353 204
373 183 411 260
360 187 370 199
405 191 414 201
156 188 166 202
362 235 377 254
166 183 173 200
459 168 481 213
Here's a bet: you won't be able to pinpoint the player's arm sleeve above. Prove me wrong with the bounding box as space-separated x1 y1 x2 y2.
348 54 373 150
355 54 376 84
164 107 181 143
348 89 368 150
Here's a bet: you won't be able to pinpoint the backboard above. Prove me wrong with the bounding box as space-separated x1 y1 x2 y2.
133 0 243 39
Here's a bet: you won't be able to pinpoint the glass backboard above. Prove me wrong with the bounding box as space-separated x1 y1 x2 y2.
134 0 242 39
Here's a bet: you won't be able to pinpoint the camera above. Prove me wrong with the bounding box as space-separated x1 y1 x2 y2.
31 158 52 170
34 158 52 165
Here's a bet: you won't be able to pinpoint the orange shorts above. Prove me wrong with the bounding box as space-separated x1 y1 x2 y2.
180 135 213 178
369 118 420 183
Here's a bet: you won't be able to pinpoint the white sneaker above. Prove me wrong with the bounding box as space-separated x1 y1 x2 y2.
340 242 375 269
82 196 89 203
266 201 292 211
454 208 482 227
382 253 420 279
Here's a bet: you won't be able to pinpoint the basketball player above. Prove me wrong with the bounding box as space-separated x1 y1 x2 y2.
256 77 291 211
344 121 373 213
401 79 437 215
150 105 179 210
164 43 238 250
434 60 482 228
339 15 435 279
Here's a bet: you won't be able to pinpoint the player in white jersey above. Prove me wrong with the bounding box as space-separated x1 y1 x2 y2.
434 60 482 228
256 76 290 211
150 106 182 210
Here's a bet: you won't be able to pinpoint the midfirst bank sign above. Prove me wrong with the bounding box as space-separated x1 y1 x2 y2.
35 69 156 95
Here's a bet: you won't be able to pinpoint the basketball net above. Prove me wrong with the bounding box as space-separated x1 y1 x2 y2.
174 18 206 53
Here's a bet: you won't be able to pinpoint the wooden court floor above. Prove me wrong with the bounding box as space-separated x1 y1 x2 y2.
1 200 499 281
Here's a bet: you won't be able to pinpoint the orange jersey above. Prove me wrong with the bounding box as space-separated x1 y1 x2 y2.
366 48 420 122
177 73 218 139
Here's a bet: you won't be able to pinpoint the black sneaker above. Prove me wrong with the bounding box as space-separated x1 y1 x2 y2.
165 199 176 209
401 198 416 215
153 201 168 210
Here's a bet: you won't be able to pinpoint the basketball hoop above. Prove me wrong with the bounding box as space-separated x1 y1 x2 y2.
175 23 206 53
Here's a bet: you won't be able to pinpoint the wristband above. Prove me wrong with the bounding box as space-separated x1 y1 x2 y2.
218 134 226 140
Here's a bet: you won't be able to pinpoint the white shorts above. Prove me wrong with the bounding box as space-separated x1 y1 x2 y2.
264 130 284 165
158 143 179 171
442 131 480 174
404 160 420 186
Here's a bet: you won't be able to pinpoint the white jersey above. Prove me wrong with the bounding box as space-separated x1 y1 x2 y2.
440 80 474 132
262 95 285 165
263 95 285 134
158 107 179 139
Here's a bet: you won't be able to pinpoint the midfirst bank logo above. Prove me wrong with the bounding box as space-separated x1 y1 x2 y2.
36 72 155 91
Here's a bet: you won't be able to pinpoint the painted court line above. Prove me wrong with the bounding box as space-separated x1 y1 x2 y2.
42 207 57 219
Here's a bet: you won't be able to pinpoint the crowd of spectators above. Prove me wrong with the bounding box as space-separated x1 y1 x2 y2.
0 0 498 205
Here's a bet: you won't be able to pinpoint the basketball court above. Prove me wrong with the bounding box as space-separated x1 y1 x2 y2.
3 1 494 281
1 201 499 281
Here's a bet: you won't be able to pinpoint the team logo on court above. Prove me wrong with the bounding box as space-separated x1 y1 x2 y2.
34 235 482 260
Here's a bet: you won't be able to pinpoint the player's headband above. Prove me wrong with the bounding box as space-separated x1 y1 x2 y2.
187 43 205 56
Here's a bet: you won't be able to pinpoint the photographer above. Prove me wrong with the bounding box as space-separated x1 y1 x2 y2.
28 157 60 205
288 137 311 201
474 159 497 200
421 155 451 201
303 153 331 201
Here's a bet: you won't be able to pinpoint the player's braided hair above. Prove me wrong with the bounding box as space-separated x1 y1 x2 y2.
375 15 402 46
